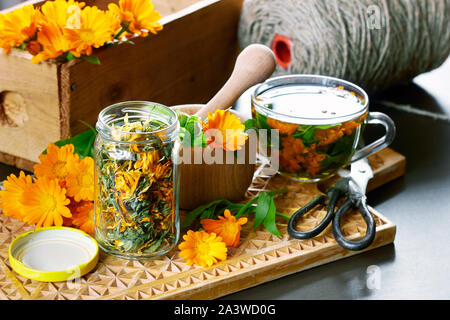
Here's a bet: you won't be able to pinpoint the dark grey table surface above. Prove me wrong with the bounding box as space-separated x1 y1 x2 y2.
0 0 448 297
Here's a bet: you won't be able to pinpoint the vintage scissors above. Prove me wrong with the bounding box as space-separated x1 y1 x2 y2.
287 157 376 251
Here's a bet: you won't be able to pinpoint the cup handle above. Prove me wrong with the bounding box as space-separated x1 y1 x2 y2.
351 112 396 162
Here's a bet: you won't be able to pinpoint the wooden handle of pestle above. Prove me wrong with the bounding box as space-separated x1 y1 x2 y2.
194 44 276 120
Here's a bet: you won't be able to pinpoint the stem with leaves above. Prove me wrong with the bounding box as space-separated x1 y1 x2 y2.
181 190 289 237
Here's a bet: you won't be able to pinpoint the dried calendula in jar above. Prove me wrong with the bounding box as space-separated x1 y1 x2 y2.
94 102 180 260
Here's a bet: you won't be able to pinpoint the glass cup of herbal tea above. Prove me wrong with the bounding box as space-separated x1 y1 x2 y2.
251 75 396 182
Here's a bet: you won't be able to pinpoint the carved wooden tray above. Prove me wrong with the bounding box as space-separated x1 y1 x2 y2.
0 148 404 300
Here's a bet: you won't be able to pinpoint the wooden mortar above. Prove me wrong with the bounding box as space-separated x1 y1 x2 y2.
173 104 256 210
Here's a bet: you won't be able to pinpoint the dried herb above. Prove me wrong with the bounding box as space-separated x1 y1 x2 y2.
95 116 177 255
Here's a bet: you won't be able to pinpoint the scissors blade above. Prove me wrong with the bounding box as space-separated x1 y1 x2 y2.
349 157 373 195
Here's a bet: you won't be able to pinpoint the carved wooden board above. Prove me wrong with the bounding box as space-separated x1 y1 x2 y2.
0 148 404 300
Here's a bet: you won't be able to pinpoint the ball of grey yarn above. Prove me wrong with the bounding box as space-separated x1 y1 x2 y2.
238 0 450 92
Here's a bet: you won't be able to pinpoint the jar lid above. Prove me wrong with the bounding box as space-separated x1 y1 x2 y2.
8 227 99 282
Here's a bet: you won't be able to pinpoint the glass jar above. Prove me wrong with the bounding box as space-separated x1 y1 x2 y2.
94 101 180 260
251 75 395 182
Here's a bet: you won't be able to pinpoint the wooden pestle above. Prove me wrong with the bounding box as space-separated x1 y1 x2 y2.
194 44 276 120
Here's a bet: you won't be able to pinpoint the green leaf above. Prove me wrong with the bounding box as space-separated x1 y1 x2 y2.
255 113 271 130
254 192 271 229
13 43 26 50
262 197 281 237
199 203 218 220
43 129 97 158
180 190 289 235
291 125 320 146
82 54 101 65
314 123 342 130
178 113 189 128
178 114 206 147
184 117 197 137
67 52 76 61
329 133 355 156
243 118 258 131
235 197 258 218
180 199 223 228
302 129 315 141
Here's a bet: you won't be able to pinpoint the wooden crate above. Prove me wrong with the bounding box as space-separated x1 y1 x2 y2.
0 0 243 171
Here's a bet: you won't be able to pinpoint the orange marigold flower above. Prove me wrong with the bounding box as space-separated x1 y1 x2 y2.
34 143 80 185
40 0 85 28
65 156 94 202
64 5 119 57
202 110 248 151
266 117 299 135
108 0 162 37
21 176 71 228
200 209 247 247
314 126 344 147
71 201 94 235
178 230 227 267
341 120 360 136
0 171 33 220
279 136 328 174
31 21 71 63
301 144 326 175
0 5 41 54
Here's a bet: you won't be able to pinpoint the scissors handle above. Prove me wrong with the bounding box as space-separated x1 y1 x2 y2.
287 189 341 239
332 197 376 251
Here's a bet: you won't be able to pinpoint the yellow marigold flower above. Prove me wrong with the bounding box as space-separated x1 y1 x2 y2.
34 143 80 185
0 171 33 220
200 209 247 248
202 110 248 151
40 0 85 28
178 230 227 267
31 21 71 63
66 156 94 202
266 117 299 135
64 6 119 57
108 0 162 37
0 5 41 54
22 176 71 228
71 201 94 235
